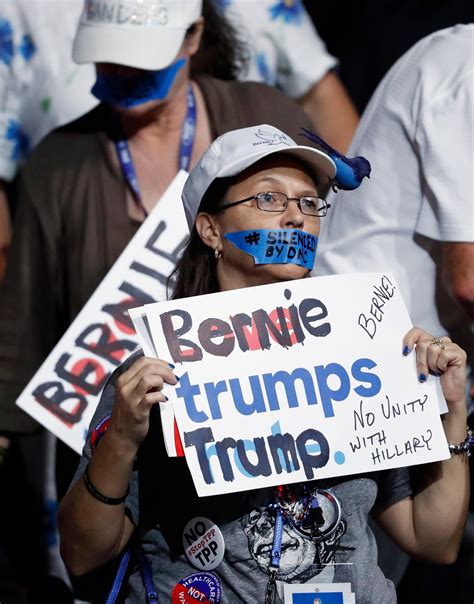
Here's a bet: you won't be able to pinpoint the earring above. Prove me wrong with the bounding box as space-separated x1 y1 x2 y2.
214 248 223 260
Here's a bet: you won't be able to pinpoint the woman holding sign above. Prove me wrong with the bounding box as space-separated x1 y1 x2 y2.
59 125 470 603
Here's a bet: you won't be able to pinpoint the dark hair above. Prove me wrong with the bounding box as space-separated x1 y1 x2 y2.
169 177 232 300
189 0 249 80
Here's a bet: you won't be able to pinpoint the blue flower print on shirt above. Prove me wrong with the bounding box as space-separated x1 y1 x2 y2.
0 18 14 66
269 0 303 25
5 119 31 162
256 52 274 85
19 34 36 62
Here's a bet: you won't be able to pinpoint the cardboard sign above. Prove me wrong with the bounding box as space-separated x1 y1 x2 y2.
141 272 450 497
16 171 189 453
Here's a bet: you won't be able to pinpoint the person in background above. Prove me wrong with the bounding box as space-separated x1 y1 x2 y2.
0 0 358 285
58 123 470 603
224 0 359 153
316 24 474 601
0 3 96 599
0 0 96 280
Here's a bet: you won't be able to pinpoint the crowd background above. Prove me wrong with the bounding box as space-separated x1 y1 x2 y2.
0 1 472 602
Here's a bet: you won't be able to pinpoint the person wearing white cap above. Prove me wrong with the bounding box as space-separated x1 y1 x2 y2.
59 125 469 603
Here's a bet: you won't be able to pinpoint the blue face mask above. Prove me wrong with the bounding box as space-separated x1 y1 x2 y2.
91 58 186 108
225 229 318 270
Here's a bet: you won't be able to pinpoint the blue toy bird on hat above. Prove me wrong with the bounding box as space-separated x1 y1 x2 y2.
300 128 371 191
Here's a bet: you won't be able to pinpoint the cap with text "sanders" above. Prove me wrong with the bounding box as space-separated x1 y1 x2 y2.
182 124 337 229
73 0 202 70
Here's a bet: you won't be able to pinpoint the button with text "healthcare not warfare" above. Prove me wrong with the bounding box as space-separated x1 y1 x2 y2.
172 572 222 604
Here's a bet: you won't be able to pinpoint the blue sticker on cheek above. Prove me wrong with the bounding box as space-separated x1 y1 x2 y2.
224 229 318 270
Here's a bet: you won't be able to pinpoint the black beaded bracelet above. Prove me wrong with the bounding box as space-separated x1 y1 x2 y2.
448 426 474 457
83 462 129 505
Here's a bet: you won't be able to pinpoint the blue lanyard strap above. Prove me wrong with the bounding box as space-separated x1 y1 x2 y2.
115 138 142 202
114 84 197 217
106 548 131 604
138 549 159 602
265 508 283 604
270 508 284 569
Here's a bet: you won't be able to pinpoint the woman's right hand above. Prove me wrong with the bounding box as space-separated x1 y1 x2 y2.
58 357 176 577
107 356 179 451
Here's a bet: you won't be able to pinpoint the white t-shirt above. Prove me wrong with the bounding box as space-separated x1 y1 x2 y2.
226 0 337 97
0 0 96 180
316 25 474 350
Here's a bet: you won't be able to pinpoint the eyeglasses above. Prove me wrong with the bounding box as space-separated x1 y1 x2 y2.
219 191 331 217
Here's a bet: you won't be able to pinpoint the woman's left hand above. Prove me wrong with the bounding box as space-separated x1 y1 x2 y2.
403 327 467 411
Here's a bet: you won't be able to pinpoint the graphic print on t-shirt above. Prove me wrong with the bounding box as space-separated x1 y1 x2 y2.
241 488 347 584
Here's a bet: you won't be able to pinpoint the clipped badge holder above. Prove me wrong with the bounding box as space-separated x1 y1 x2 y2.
283 581 355 603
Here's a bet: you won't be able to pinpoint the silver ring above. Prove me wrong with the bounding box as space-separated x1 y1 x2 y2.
430 336 446 350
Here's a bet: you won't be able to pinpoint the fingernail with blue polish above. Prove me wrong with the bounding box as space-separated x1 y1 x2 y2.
168 363 175 369
164 395 169 402
418 373 427 383
175 374 180 381
402 345 411 356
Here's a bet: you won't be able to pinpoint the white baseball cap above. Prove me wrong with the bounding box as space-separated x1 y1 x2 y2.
73 0 203 70
182 124 337 228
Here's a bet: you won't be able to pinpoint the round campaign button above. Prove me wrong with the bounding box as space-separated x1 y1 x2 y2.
182 517 225 571
172 572 222 604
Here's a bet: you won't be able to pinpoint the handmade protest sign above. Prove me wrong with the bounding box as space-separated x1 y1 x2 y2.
128 306 184 457
142 272 450 497
16 171 189 453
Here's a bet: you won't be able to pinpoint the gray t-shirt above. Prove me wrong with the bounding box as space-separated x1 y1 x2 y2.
73 352 412 603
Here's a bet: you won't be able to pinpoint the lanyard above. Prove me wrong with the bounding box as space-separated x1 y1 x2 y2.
139 549 159 602
265 485 332 604
265 508 283 604
114 84 197 218
105 547 158 603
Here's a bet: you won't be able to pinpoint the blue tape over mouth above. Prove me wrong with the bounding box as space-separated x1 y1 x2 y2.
91 58 186 108
225 229 318 270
